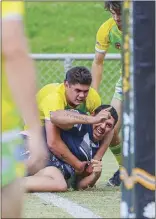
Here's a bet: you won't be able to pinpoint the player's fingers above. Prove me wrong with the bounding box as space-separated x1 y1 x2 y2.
91 159 100 164
92 162 102 167
101 110 111 119
93 167 102 172
105 106 112 112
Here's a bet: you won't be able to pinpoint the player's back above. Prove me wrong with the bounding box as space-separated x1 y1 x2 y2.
60 111 99 161
37 83 60 104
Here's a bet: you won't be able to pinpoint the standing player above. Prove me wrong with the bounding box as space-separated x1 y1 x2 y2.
2 1 47 218
91 1 122 186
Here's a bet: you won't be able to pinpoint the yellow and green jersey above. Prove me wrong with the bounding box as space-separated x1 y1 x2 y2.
2 1 24 132
95 18 122 53
37 83 101 125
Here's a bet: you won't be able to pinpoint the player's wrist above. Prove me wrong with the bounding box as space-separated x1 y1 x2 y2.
88 115 95 124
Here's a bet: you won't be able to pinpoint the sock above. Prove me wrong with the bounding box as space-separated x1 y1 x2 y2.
109 144 122 166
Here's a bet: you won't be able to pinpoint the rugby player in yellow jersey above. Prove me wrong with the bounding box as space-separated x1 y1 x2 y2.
35 66 102 173
22 66 111 174
91 1 122 186
2 1 47 218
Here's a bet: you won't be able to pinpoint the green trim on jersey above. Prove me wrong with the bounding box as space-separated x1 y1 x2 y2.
109 25 122 51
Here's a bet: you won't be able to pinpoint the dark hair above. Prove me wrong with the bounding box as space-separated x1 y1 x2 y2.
65 66 92 85
104 1 122 12
94 104 118 127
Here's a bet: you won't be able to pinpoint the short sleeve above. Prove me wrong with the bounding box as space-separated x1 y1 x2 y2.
2 1 24 19
40 94 65 120
95 23 110 53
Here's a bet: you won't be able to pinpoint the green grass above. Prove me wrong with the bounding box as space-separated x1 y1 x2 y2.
24 150 120 218
25 2 117 53
25 2 121 103
23 4 121 217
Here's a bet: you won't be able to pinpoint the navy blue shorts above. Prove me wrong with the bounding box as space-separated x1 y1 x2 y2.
48 152 75 180
21 134 75 180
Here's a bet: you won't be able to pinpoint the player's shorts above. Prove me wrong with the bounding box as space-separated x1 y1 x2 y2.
20 133 75 181
113 76 123 101
47 152 75 180
2 129 25 187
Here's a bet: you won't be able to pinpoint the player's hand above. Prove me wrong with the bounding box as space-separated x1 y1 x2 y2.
75 161 89 174
85 162 93 174
26 130 48 175
91 108 112 124
91 159 102 174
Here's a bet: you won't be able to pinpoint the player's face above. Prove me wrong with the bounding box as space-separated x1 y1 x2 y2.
92 115 115 142
65 82 90 107
110 5 122 29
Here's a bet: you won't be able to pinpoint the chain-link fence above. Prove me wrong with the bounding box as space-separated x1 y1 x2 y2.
32 53 121 104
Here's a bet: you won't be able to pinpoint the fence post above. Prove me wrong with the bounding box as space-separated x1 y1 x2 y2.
64 57 73 73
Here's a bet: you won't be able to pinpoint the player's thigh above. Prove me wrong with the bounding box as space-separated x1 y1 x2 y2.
2 129 26 218
36 166 67 183
111 76 123 132
2 178 24 218
111 97 122 133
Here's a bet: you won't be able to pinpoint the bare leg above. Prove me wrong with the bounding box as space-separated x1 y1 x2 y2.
2 178 24 218
25 166 67 192
110 98 122 166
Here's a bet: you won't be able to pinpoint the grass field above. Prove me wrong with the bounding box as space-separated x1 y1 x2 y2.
25 2 116 53
24 150 120 218
25 2 121 103
23 2 121 218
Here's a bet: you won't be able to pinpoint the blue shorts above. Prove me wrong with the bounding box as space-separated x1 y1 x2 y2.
47 152 75 180
21 134 75 180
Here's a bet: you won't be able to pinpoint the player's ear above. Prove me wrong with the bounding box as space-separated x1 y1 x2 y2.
91 111 95 116
64 80 68 88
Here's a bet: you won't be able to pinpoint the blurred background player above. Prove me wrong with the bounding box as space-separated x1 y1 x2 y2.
2 1 47 218
91 1 122 186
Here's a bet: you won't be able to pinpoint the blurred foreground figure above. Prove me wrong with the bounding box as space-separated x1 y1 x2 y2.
2 1 47 218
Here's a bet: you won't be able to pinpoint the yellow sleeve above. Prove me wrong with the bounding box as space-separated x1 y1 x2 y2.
40 94 65 120
86 88 101 113
95 18 115 53
2 1 24 19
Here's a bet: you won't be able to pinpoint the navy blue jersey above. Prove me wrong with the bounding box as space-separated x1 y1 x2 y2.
60 123 99 162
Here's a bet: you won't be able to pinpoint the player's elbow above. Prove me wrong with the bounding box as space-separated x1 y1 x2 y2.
94 58 103 66
47 138 62 158
94 54 104 65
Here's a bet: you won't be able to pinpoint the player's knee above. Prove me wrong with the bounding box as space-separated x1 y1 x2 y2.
43 167 68 191
57 180 68 192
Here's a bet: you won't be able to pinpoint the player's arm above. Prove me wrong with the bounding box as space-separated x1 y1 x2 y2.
2 7 41 133
76 160 102 190
91 22 110 91
2 2 47 174
91 51 106 91
45 120 87 173
93 129 114 161
50 110 111 130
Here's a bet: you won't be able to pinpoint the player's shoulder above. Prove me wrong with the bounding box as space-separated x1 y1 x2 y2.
37 83 60 100
86 87 101 109
39 83 65 107
88 87 101 99
98 18 116 35
2 1 24 18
